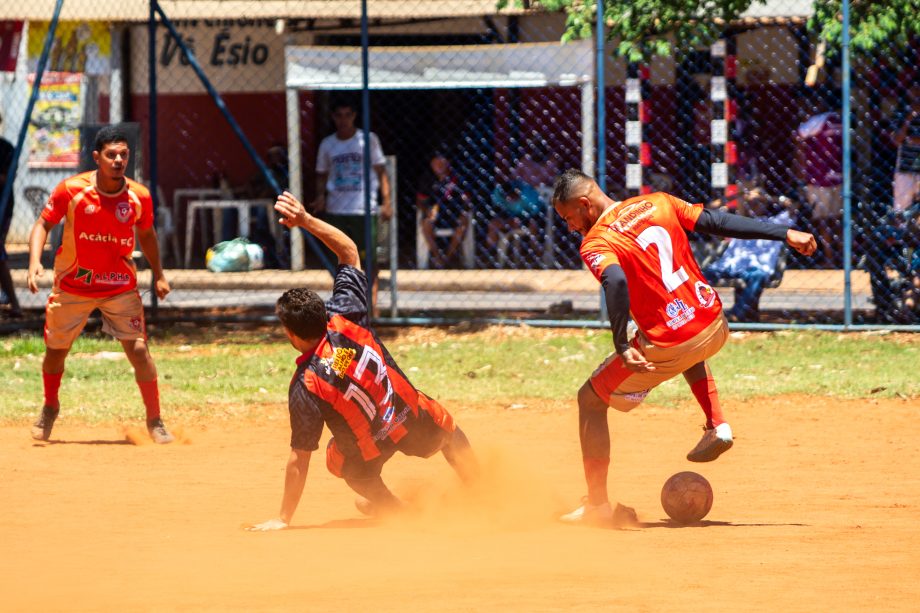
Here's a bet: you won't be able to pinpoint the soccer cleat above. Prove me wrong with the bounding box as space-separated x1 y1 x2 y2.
31 406 59 441
354 497 403 517
147 418 175 444
560 499 615 525
687 422 733 462
560 498 640 528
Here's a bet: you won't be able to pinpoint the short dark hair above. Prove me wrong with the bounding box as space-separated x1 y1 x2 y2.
331 97 358 113
552 168 593 204
276 287 327 340
94 125 130 152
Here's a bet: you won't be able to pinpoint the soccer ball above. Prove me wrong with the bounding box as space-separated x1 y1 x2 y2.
660 471 713 524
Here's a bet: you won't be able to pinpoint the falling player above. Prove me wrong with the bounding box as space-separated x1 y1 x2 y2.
247 191 476 530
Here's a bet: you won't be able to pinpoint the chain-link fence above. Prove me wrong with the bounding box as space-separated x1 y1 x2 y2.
1 1 918 330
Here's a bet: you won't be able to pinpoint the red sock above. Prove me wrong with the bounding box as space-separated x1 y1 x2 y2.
137 379 160 421
690 375 725 429
42 371 63 410
583 457 610 506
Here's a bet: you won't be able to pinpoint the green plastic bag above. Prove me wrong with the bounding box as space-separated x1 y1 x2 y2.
205 238 263 272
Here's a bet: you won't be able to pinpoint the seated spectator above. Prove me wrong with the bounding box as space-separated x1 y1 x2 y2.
416 150 471 269
512 140 558 189
485 179 543 257
702 192 792 322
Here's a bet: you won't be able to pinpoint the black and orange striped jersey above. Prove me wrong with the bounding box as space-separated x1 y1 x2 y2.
288 265 436 460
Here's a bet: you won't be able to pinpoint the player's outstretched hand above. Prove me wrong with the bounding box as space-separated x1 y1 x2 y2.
619 347 655 373
245 518 288 531
786 229 817 256
274 191 310 229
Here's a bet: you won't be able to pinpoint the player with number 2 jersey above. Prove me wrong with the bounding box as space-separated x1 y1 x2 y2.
551 169 816 527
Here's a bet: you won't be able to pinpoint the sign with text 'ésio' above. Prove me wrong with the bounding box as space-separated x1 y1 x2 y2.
130 19 284 94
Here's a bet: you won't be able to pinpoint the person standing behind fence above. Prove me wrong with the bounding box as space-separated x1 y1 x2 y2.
311 99 392 315
891 84 920 213
0 111 23 319
795 90 843 267
25 125 174 444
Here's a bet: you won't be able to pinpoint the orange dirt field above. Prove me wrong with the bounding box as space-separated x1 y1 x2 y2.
2 394 919 611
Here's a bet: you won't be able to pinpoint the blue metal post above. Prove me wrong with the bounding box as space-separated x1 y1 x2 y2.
0 0 65 224
595 0 606 192
841 0 853 327
148 0 159 312
360 0 374 306
596 0 607 321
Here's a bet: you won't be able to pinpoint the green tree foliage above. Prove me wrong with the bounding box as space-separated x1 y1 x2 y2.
499 0 919 61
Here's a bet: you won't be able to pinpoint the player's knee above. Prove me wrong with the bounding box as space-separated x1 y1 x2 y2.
577 381 608 412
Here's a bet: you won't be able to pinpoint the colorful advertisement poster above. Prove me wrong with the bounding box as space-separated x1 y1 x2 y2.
0 21 23 72
28 72 82 168
28 21 110 75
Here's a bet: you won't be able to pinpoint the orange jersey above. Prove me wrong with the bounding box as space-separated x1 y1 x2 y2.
42 172 153 298
580 192 722 346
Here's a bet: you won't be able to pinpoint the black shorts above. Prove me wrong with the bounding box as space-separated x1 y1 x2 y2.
325 394 455 480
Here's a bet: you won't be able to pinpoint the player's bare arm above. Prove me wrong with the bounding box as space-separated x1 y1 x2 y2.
310 172 328 213
26 217 54 293
136 226 170 300
275 191 360 268
375 165 393 221
247 449 311 531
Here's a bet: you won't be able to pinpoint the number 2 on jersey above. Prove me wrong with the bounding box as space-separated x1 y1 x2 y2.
635 226 689 292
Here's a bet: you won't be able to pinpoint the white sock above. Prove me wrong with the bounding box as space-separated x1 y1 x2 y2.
714 422 733 441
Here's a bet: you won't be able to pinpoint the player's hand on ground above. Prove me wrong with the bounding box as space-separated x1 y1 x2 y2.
154 276 171 300
245 518 288 531
786 229 817 256
619 347 655 373
27 262 44 293
274 191 310 229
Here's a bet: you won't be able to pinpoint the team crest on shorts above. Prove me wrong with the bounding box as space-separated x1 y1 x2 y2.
130 317 142 331
115 202 133 224
695 281 716 308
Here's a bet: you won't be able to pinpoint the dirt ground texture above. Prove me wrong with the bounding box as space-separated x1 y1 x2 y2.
2 388 919 612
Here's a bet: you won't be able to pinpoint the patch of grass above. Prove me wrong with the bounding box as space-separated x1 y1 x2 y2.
0 327 915 425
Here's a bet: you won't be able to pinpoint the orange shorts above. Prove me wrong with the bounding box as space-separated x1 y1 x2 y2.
44 289 147 350
590 314 729 412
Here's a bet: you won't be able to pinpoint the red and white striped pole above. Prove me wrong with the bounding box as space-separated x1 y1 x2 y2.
626 61 652 196
711 35 738 209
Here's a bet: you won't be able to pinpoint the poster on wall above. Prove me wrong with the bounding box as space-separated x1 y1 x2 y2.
27 21 111 75
0 21 23 72
28 72 83 168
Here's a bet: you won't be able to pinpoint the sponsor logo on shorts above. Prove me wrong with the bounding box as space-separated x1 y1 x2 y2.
115 202 133 224
695 281 716 308
664 298 696 330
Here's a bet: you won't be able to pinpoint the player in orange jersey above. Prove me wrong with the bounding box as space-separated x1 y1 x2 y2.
247 191 476 531
26 125 174 444
552 169 816 526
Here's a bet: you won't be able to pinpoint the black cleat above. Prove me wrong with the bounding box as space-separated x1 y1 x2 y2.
31 406 59 441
